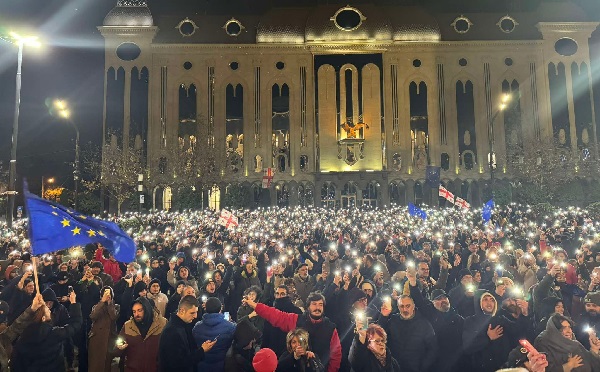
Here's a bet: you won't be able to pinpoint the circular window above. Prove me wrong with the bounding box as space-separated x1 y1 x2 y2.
412 59 422 68
230 61 239 70
330 6 366 31
497 16 518 34
459 58 468 67
183 61 193 70
116 42 141 61
276 61 285 70
452 16 472 34
177 18 198 37
504 58 513 66
555 38 578 56
224 18 244 37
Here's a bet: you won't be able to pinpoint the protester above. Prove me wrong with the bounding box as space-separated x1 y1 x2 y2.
1 203 600 371
159 295 216 372
244 292 342 372
535 313 600 371
11 289 81 371
114 296 167 372
277 328 325 372
349 323 401 372
192 297 236 371
88 286 119 372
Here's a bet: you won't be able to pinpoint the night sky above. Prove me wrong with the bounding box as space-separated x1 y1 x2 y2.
0 0 599 196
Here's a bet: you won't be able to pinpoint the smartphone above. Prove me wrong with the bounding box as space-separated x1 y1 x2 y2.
361 317 369 330
519 339 537 354
223 312 230 321
68 286 74 294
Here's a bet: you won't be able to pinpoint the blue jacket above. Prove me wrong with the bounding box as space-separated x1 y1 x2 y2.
192 313 236 371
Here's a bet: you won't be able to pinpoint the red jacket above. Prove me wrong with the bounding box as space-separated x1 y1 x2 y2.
255 303 342 372
95 248 123 283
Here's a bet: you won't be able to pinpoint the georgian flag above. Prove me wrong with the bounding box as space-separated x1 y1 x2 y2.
455 197 471 210
218 209 239 229
438 185 455 204
262 168 275 189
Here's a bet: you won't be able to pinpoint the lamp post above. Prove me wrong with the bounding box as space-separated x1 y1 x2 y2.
41 177 55 199
53 100 80 211
489 93 512 199
1 32 41 228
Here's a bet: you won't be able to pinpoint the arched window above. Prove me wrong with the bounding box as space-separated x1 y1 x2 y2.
414 182 424 205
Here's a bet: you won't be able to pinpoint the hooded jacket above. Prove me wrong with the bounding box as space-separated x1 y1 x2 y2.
11 303 82 372
462 290 499 371
114 298 167 372
535 314 600 372
42 288 70 327
192 312 236 371
487 306 532 372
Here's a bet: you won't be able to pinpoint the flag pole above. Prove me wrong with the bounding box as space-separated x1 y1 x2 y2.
32 256 40 295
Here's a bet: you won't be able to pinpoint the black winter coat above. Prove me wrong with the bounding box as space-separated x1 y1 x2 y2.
487 309 532 371
10 303 82 372
348 335 401 372
377 310 437 372
261 296 302 356
158 313 205 372
410 282 464 372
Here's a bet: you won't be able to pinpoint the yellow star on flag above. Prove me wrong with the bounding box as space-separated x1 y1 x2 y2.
98 231 106 237
72 227 81 236
61 218 70 227
78 215 87 220
87 230 97 237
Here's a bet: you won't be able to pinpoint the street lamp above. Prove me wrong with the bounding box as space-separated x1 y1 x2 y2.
0 32 41 228
53 100 80 211
41 177 55 199
489 93 512 199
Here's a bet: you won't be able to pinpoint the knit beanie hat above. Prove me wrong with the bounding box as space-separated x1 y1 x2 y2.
252 348 278 372
458 269 473 280
134 281 147 295
347 287 367 305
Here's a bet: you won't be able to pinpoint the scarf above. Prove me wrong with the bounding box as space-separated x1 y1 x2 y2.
367 342 387 367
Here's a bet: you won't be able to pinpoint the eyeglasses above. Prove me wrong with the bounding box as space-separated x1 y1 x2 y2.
369 338 386 344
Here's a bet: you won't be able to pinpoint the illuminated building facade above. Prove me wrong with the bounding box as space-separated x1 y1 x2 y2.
100 0 598 210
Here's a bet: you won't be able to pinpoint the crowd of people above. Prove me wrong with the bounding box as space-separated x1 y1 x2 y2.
0 203 598 371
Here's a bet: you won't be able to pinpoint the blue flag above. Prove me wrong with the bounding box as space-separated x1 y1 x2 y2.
482 199 495 223
25 184 136 263
408 203 427 220
425 166 441 189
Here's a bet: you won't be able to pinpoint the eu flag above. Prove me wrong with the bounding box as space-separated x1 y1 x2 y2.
408 203 427 220
425 166 441 189
482 199 495 223
25 185 136 263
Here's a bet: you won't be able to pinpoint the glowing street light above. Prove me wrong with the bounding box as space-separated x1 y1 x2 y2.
1 31 41 228
52 99 80 211
41 177 55 199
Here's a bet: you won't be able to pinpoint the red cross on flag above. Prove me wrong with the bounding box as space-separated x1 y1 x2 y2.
262 168 275 189
438 185 455 204
218 209 239 229
455 197 471 210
